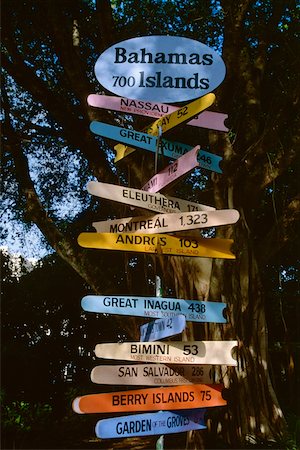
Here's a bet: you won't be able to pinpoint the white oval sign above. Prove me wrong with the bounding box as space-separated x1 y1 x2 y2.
95 35 226 103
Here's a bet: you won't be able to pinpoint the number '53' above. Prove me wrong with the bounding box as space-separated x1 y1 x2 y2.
183 344 199 355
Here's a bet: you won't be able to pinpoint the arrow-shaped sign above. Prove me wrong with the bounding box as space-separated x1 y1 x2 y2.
90 364 214 386
142 93 215 136
94 341 237 365
78 232 235 259
95 410 206 438
92 209 240 235
81 295 227 324
72 384 226 414
87 181 215 214
141 145 200 192
90 121 158 152
87 94 229 132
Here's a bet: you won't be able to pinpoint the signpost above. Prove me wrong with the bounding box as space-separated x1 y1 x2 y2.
86 181 215 214
94 35 226 102
78 232 235 259
72 384 226 414
73 33 237 445
90 364 214 386
92 209 239 235
87 94 229 132
81 295 227 323
94 341 238 365
140 315 186 342
95 410 206 438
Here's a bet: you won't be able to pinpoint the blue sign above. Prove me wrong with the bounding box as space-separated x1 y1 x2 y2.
140 315 186 342
198 149 222 173
90 121 157 151
81 295 227 323
95 409 206 439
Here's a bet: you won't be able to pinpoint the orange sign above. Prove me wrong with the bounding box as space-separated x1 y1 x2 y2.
72 384 226 414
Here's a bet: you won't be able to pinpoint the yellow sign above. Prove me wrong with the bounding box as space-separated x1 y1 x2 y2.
114 93 215 162
145 93 215 136
78 232 235 259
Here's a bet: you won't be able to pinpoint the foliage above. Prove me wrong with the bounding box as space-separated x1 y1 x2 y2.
1 0 299 448
2 400 52 434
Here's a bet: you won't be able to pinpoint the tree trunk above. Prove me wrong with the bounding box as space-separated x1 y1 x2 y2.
160 197 287 448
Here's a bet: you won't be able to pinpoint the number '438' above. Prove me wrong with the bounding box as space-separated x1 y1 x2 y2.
188 303 206 313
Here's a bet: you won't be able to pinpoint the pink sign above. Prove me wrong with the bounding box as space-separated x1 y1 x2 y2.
87 94 229 132
142 146 200 193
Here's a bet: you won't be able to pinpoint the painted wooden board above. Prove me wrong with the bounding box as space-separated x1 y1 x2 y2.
87 94 229 132
95 410 206 438
72 384 226 414
90 121 157 151
87 181 215 213
141 146 200 192
114 138 223 174
141 93 215 137
140 315 186 342
92 209 239 235
77 232 235 259
94 341 238 365
90 364 214 386
81 295 227 324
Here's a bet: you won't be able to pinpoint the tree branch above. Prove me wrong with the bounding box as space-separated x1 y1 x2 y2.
96 0 117 48
2 107 108 293
2 52 116 183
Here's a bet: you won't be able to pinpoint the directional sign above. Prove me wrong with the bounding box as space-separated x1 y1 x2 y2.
94 341 238 365
140 315 186 342
87 181 215 213
87 94 229 132
90 364 214 386
92 210 239 235
95 410 206 438
141 146 200 193
90 121 157 152
114 137 223 173
78 232 235 259
142 93 215 136
72 384 226 414
81 295 227 324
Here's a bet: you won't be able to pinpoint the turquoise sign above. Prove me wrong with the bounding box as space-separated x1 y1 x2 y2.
90 121 157 151
81 295 227 323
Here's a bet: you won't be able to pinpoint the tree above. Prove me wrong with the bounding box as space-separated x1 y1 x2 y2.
1 0 299 448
